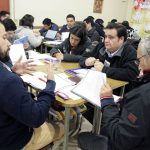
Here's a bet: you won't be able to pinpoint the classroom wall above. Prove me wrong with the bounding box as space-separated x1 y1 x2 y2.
10 0 130 26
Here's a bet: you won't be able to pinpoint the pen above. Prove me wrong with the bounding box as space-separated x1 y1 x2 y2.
38 77 47 83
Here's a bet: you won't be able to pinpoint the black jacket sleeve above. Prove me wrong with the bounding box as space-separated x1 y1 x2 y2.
101 92 146 150
79 42 104 68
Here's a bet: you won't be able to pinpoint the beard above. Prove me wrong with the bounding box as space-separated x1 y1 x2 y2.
0 48 10 63
0 55 10 63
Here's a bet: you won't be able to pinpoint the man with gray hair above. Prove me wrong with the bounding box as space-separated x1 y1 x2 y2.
78 36 150 149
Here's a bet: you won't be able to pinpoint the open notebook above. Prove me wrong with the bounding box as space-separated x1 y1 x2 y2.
72 70 106 107
72 70 120 107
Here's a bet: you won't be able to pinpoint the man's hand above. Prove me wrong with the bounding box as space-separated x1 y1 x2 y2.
85 57 96 66
47 62 54 81
94 59 104 71
11 56 36 75
100 83 112 98
55 53 64 60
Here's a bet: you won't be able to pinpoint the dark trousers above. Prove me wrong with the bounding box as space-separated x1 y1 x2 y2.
78 132 108 150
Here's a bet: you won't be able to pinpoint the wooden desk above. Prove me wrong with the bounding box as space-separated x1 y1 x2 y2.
35 62 128 150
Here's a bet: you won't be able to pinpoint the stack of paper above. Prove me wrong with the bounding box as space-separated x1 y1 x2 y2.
21 72 74 91
72 70 106 107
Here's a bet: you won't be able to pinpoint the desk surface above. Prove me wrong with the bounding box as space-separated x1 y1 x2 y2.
35 62 128 107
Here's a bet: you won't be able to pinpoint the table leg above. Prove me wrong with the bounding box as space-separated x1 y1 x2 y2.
63 107 70 150
92 107 101 134
120 85 125 97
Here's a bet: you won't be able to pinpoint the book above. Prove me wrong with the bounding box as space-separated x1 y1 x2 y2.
14 36 28 44
71 70 121 107
72 70 106 107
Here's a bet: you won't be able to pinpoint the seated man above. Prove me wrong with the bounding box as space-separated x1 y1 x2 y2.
84 17 101 43
80 23 139 82
39 18 59 37
0 23 63 150
58 14 75 36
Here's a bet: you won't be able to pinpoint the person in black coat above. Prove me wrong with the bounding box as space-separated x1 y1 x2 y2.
80 23 139 82
50 23 93 62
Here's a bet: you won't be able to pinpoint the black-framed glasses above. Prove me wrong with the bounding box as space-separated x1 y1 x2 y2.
135 55 147 66
135 50 150 65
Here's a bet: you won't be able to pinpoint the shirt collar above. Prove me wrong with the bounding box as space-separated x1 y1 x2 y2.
105 42 126 58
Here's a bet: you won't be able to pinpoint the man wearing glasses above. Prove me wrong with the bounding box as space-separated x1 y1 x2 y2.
79 37 150 150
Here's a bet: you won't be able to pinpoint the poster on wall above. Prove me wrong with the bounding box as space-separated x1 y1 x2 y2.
130 0 150 37
93 0 104 13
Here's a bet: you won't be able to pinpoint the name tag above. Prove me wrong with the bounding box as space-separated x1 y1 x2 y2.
104 60 110 67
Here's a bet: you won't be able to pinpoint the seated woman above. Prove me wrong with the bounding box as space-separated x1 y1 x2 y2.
50 23 93 62
15 14 43 50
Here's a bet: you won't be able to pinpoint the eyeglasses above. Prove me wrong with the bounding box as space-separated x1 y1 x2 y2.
135 55 146 66
136 51 150 66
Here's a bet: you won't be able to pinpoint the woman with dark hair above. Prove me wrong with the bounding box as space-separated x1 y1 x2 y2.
50 24 92 62
15 14 43 50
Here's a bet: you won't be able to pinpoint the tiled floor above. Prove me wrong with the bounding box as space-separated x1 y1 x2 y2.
52 117 92 150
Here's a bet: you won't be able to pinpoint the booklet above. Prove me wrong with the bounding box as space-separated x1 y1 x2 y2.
14 36 28 44
72 70 106 107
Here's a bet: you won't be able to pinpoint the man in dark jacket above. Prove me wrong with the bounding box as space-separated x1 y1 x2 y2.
0 23 62 150
84 17 101 43
78 36 150 150
80 23 139 82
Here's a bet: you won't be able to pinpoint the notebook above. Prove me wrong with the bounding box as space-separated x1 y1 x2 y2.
45 30 57 40
72 70 106 107
9 44 27 64
14 36 28 44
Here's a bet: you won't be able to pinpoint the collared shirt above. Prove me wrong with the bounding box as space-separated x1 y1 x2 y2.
0 61 11 72
105 43 125 58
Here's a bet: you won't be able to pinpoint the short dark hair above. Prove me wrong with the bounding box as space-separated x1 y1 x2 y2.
95 19 104 25
111 19 117 23
69 23 87 45
19 14 34 29
105 23 127 41
84 17 95 27
87 16 95 21
42 18 51 26
2 18 16 31
0 11 10 17
66 14 75 20
122 20 133 30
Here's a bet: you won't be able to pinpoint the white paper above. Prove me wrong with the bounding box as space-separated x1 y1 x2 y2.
61 32 69 41
21 72 74 91
44 40 62 45
72 70 106 107
9 44 27 64
58 85 81 100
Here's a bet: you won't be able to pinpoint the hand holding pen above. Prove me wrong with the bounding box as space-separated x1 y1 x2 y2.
55 49 64 60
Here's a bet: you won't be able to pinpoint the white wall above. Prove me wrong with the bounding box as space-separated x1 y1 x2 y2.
10 0 130 26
